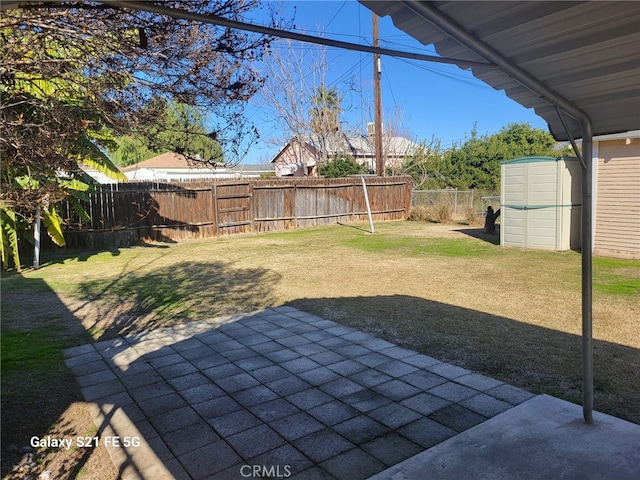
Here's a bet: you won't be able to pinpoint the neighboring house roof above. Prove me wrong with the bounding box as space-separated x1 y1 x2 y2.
227 163 275 175
346 135 419 158
359 1 640 140
271 134 418 163
122 152 273 181
121 152 222 172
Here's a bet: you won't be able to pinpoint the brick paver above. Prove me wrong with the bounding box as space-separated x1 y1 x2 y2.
64 307 533 480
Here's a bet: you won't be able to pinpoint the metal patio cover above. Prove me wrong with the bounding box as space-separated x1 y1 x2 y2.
358 1 640 140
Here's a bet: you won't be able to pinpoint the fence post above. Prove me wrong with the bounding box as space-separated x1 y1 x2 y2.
213 184 219 236
249 182 255 233
294 182 298 228
351 178 356 222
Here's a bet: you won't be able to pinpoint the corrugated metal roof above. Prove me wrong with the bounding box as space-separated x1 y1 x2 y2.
276 134 419 161
359 1 640 140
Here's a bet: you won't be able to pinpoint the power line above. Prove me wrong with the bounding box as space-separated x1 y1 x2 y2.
324 1 348 32
102 1 494 69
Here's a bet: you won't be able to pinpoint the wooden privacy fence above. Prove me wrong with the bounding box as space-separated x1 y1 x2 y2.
58 176 412 249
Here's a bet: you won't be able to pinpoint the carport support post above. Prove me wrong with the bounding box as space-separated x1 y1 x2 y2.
400 0 597 423
581 122 594 424
33 207 41 270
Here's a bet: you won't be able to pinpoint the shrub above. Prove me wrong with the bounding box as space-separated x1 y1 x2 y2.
407 202 453 223
463 207 483 226
432 202 452 223
319 155 367 178
407 205 431 222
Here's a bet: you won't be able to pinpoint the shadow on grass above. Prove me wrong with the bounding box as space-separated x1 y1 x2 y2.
337 222 374 234
1 276 97 478
286 295 640 425
35 239 174 268
455 227 500 245
72 260 282 340
1 259 280 478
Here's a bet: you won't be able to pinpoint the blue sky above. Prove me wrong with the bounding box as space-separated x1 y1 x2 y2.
240 0 548 163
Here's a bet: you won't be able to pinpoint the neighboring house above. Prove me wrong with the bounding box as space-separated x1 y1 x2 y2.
593 130 640 259
271 131 418 177
122 152 273 182
347 134 419 173
270 139 320 177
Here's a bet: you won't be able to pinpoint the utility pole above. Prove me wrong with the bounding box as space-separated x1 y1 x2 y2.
372 13 384 176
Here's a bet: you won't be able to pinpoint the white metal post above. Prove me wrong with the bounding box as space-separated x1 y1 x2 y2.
33 207 41 269
362 176 375 234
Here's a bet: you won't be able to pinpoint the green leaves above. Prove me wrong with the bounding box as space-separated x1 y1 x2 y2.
408 123 560 191
40 206 65 247
1 173 94 268
108 100 223 166
2 1 274 269
319 155 367 178
72 137 127 181
0 206 21 271
68 196 91 223
14 176 40 190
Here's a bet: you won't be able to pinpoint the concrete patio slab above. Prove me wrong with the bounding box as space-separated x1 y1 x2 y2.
63 307 638 479
369 394 640 480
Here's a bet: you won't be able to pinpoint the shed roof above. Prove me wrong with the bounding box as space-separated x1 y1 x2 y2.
501 156 579 165
359 1 640 141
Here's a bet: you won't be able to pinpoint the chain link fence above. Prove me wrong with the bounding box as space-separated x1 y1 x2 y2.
411 189 499 214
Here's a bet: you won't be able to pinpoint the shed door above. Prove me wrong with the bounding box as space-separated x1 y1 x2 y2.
502 161 558 249
527 163 557 249
501 163 525 246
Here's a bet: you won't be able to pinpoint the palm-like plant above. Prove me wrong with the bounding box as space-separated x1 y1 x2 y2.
309 86 343 160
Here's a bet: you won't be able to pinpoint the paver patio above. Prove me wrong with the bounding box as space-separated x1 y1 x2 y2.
64 307 535 480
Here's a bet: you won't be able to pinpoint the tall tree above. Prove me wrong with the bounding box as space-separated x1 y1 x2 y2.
256 38 355 172
310 86 343 160
401 136 449 189
108 135 161 168
403 123 567 192
447 123 559 190
109 100 223 167
1 1 275 269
